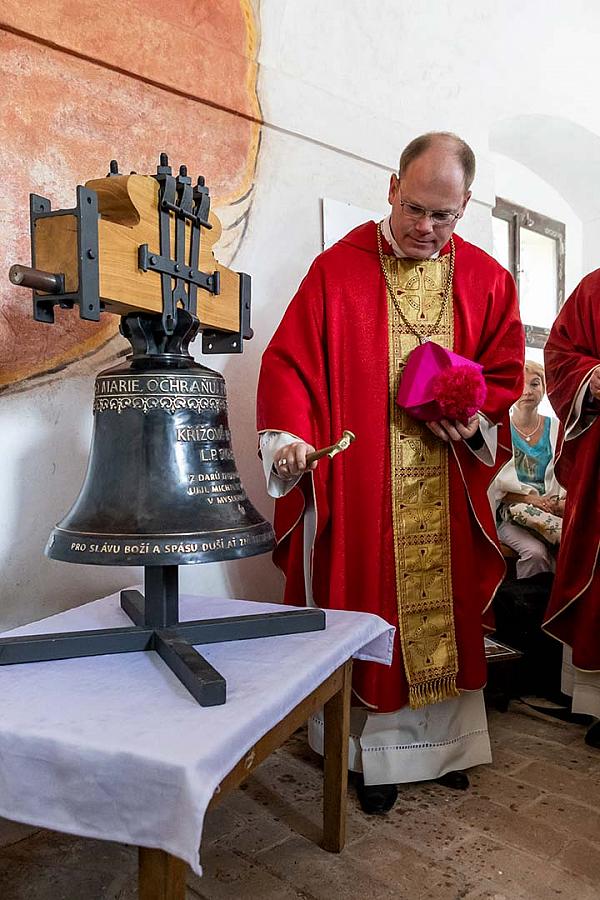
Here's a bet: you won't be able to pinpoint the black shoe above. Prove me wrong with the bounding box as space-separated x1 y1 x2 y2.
585 720 600 749
356 777 398 814
436 770 470 790
523 700 592 726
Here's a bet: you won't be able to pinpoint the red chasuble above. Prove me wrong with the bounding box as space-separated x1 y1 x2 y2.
543 272 600 670
257 221 524 712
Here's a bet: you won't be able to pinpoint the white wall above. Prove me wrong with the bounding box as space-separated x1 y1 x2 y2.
3 0 600 628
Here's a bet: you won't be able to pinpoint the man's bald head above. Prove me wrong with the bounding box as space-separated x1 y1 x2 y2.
387 132 474 258
399 132 476 191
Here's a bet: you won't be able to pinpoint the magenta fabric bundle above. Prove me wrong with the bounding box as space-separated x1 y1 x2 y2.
396 341 487 424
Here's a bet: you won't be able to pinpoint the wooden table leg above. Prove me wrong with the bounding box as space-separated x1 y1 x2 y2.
138 847 186 900
322 658 352 852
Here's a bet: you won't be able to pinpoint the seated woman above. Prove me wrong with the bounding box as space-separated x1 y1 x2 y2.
494 360 565 579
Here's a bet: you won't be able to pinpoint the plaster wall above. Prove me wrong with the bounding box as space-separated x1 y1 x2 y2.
1 1 598 628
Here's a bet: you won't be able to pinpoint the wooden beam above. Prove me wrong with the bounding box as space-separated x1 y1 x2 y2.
322 658 352 852
138 847 186 900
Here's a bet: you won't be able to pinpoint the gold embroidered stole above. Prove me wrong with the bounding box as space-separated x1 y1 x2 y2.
385 254 460 709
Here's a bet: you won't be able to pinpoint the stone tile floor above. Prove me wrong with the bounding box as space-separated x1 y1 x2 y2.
1 700 599 899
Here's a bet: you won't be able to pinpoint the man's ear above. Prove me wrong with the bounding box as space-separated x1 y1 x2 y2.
459 190 472 217
388 173 400 206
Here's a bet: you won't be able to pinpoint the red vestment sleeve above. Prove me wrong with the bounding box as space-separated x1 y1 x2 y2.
454 257 523 428
256 260 333 597
257 260 331 451
451 248 524 594
542 272 600 667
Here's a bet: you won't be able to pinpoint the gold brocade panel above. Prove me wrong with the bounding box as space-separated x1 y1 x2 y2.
385 255 460 708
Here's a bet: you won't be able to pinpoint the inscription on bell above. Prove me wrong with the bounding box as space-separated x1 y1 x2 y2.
177 425 230 442
188 471 238 483
93 373 228 414
65 529 269 558
199 447 234 462
95 375 226 396
94 378 142 394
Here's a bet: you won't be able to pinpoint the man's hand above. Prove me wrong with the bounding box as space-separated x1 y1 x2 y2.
426 415 479 443
273 441 317 479
590 366 600 399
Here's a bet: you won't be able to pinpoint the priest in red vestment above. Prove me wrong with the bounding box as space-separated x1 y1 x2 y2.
543 272 600 748
257 132 524 812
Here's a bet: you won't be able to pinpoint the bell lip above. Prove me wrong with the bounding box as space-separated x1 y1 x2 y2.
50 524 271 538
45 524 275 566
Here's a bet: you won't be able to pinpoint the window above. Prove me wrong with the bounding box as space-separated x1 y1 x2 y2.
492 198 565 348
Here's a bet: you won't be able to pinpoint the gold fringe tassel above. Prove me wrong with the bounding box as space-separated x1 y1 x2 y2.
408 674 460 710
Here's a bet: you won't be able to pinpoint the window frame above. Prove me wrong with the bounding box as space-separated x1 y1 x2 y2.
493 197 565 348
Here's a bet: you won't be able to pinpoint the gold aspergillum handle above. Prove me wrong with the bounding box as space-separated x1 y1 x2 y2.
305 430 356 465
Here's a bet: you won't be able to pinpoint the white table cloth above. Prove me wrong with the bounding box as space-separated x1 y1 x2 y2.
0 592 394 875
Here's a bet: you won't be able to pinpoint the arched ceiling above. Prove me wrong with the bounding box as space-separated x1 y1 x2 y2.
491 116 600 222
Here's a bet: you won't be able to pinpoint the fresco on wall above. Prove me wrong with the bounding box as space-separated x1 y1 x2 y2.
0 0 261 391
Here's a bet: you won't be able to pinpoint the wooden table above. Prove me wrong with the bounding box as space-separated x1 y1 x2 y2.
0 594 394 897
138 659 352 899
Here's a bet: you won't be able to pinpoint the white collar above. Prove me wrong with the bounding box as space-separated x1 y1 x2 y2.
381 214 440 260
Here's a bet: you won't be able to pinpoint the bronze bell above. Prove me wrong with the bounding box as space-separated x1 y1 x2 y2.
46 311 275 568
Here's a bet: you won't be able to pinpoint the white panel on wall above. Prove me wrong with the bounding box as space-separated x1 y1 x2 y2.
322 197 386 250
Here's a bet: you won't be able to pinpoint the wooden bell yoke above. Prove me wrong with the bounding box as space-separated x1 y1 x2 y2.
10 154 249 353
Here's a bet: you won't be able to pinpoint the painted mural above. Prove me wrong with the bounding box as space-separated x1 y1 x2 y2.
0 0 261 390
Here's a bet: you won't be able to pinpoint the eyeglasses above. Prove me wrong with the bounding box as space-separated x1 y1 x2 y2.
399 199 460 226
